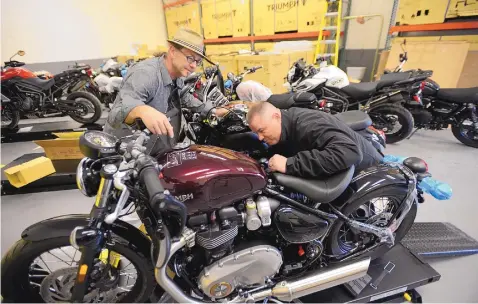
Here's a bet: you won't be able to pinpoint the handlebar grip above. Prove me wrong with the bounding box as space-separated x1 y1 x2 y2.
139 166 165 203
139 165 187 235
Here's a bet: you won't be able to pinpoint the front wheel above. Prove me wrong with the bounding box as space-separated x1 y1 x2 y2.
67 91 103 124
327 187 417 260
1 235 156 302
451 114 478 148
1 103 20 129
369 104 414 144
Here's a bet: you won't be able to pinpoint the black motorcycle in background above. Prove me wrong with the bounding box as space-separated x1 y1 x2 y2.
1 51 103 129
383 40 478 148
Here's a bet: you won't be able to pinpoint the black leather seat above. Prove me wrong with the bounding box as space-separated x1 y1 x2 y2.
273 166 355 203
25 77 55 90
267 93 295 109
267 92 317 109
436 87 478 104
377 72 411 90
341 82 378 101
335 110 372 131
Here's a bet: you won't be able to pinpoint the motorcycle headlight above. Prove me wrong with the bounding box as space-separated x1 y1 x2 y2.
76 157 100 197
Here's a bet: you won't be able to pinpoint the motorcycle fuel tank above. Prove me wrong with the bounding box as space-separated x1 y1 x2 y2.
157 145 267 214
1 67 36 81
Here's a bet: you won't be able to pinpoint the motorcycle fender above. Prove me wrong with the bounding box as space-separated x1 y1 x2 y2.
331 165 410 209
21 214 151 255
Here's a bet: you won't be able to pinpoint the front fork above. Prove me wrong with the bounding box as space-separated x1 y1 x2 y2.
70 166 116 302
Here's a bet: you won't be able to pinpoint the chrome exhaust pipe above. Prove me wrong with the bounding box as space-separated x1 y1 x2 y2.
234 257 371 303
266 257 370 302
155 228 370 303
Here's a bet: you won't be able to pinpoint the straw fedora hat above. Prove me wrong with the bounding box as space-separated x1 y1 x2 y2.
167 27 206 58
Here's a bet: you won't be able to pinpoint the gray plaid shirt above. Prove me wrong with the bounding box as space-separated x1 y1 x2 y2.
104 56 211 134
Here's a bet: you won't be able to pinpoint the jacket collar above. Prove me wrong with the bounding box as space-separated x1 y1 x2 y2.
280 110 290 142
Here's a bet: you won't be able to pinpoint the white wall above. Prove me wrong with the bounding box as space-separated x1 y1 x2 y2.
345 0 395 49
1 0 168 63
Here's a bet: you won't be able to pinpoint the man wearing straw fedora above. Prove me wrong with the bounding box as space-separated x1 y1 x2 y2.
104 28 227 140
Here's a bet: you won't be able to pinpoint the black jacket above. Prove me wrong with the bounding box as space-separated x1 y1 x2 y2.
271 108 383 178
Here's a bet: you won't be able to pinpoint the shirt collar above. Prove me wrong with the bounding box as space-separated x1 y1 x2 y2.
158 56 173 87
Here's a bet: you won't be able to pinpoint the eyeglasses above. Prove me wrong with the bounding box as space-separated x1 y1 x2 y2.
179 49 203 66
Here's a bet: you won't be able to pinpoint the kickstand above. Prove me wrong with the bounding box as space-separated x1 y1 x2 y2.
407 128 421 139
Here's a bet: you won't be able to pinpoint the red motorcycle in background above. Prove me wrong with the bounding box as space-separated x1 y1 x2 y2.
1 50 103 129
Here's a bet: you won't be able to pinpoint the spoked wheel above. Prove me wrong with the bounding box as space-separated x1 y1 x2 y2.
66 91 102 124
452 116 478 148
327 187 417 260
1 236 156 302
1 104 20 129
369 105 414 144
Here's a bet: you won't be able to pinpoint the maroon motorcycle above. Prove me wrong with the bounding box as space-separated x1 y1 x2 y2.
2 128 433 303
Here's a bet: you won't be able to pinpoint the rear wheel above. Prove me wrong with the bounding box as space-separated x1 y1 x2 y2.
327 187 417 260
452 114 478 148
1 103 20 129
1 236 156 302
67 91 103 124
369 104 414 144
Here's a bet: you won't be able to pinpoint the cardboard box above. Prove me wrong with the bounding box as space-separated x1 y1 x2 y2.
236 53 290 94
216 0 234 37
4 156 56 188
165 7 179 39
202 0 219 39
205 55 238 75
397 0 449 25
34 137 84 160
175 2 202 35
298 0 327 32
447 0 478 18
253 0 275 35
386 41 470 88
231 0 251 37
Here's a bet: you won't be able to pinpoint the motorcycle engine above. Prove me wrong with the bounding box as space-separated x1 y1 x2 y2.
21 95 40 111
198 245 282 299
409 108 433 127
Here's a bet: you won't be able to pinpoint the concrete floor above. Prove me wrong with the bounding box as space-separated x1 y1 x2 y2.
1 127 478 302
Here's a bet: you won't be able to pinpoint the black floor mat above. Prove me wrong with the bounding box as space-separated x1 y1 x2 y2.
402 222 478 258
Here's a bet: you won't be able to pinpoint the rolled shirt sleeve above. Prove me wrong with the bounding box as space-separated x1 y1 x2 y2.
107 68 157 129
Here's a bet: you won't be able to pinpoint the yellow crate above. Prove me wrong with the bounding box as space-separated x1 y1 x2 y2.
273 0 299 33
165 7 178 39
209 55 238 75
215 0 234 37
236 54 290 94
205 44 222 56
253 0 275 35
221 43 251 54
447 0 478 18
397 0 449 25
254 42 275 52
231 0 251 37
181 2 202 34
202 0 218 39
298 0 327 32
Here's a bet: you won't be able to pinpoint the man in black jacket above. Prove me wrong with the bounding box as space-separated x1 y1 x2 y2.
246 102 383 178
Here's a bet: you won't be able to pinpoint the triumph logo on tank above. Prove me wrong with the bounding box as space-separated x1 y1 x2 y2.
175 193 194 202
267 0 299 12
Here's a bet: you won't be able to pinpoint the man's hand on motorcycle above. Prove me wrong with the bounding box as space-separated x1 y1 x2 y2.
215 108 230 117
141 109 174 137
268 154 287 173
